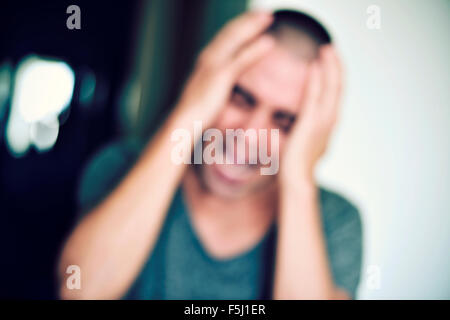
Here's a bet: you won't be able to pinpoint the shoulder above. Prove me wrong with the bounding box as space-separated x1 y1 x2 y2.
77 136 145 213
318 186 363 237
317 186 363 298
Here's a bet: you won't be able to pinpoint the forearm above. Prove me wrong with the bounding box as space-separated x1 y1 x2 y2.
58 106 201 299
273 178 336 300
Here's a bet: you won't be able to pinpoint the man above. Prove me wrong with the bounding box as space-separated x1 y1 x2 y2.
58 9 363 300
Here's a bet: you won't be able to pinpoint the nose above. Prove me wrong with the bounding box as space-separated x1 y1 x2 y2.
241 108 269 131
232 108 272 164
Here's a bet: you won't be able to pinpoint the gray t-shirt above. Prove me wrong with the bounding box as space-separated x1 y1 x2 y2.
77 138 363 299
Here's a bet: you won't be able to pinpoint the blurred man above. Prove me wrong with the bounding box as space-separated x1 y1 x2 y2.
58 10 362 300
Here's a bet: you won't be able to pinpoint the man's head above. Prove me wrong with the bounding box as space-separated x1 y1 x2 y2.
199 10 332 199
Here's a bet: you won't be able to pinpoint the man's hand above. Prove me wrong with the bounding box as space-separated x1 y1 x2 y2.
280 45 344 184
176 11 276 128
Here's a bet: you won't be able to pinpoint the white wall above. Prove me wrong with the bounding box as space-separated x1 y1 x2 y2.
249 0 450 299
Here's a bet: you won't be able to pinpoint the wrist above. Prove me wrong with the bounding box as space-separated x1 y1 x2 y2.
280 175 316 194
174 101 217 132
279 176 319 219
279 164 315 188
280 170 317 201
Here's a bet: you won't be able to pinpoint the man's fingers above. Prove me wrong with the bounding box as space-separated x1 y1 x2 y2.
229 35 275 77
318 45 343 120
301 61 322 117
202 11 274 65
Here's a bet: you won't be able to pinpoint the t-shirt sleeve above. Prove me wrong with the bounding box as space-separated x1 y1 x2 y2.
320 190 364 299
77 137 144 216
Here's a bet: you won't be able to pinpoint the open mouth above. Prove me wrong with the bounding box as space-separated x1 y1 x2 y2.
211 163 254 185
208 141 262 185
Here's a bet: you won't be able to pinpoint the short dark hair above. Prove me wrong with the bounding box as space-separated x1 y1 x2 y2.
267 9 332 46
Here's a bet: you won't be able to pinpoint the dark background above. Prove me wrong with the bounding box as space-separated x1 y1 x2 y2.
0 0 246 299
0 0 139 298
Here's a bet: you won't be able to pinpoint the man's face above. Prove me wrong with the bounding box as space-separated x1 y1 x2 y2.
199 44 311 199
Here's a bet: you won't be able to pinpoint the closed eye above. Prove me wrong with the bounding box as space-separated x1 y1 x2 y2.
273 111 296 133
230 85 256 109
